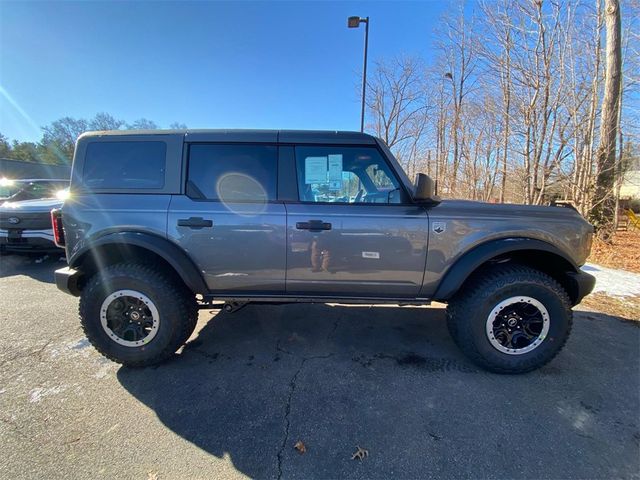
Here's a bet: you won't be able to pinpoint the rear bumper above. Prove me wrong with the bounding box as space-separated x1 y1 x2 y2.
567 270 596 305
55 267 83 297
0 228 59 252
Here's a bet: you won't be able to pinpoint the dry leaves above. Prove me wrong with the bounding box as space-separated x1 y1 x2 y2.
589 230 640 273
351 446 369 461
294 440 306 454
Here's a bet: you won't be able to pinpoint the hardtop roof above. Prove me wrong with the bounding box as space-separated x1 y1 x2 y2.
78 129 378 145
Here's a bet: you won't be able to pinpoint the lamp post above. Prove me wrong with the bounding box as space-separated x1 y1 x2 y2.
348 16 369 133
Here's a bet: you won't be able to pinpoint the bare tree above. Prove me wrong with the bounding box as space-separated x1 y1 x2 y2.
590 0 623 238
361 0 637 219
365 57 432 175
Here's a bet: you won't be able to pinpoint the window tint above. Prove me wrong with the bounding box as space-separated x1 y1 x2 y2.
187 144 277 202
84 141 166 189
294 146 402 204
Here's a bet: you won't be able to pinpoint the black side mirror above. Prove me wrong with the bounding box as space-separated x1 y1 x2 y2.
413 173 441 204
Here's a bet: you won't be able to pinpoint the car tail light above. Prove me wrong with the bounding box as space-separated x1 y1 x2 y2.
51 208 65 247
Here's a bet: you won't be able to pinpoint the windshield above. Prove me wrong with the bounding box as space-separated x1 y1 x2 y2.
0 184 22 197
5 181 68 202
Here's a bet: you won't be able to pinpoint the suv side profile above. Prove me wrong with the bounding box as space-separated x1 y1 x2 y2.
53 130 595 373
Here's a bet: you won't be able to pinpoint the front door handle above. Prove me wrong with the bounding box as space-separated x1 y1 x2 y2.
178 217 213 229
296 220 332 232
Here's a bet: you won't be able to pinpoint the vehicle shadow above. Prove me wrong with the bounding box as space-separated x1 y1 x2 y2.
117 304 640 479
0 253 64 283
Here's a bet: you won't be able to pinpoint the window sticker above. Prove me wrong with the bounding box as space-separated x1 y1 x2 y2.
305 157 328 184
327 154 343 182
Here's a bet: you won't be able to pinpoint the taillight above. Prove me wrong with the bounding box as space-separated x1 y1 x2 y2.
51 208 65 247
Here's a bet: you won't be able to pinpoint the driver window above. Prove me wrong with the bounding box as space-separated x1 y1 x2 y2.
294 146 402 204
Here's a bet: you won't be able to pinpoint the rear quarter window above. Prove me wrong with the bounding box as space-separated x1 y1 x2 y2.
82 141 167 189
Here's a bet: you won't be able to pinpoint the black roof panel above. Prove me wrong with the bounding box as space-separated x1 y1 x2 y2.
80 129 377 145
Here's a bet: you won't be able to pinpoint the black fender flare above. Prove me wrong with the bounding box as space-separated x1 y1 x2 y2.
69 231 208 294
432 237 578 301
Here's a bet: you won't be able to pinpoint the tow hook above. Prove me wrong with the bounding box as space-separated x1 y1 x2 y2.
223 301 248 314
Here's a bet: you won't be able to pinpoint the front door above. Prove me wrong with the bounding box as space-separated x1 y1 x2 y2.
285 145 429 297
167 143 286 293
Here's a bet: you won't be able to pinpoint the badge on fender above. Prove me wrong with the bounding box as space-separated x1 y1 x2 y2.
432 222 446 234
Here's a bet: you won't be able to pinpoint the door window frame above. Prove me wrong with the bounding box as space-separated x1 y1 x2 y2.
181 141 418 206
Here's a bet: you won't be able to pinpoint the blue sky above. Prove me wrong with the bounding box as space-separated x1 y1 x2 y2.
0 0 449 143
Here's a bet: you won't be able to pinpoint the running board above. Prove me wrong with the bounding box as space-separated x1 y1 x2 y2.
198 294 432 309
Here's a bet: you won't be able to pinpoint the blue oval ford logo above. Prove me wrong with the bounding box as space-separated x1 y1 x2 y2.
8 217 20 224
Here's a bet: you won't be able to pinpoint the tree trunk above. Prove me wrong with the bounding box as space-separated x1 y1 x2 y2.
590 0 622 240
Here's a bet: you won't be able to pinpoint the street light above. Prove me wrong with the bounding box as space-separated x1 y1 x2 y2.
348 16 369 133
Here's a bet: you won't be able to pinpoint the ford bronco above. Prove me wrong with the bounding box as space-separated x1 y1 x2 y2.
53 129 595 373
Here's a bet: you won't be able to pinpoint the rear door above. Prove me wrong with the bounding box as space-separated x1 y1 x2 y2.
285 144 429 298
167 142 286 294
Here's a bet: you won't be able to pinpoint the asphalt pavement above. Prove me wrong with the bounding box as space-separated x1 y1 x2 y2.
1 254 639 479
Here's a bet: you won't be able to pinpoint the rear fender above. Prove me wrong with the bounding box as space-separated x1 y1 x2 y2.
69 231 207 294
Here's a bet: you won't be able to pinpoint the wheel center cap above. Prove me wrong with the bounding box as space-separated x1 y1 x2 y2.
129 311 141 321
507 317 518 327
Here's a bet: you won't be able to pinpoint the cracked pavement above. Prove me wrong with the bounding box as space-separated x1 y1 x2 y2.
1 254 639 479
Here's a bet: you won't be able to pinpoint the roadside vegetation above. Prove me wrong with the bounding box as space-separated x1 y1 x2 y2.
0 114 185 166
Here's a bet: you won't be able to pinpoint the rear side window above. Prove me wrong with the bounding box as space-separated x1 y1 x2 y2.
187 144 277 202
83 141 166 189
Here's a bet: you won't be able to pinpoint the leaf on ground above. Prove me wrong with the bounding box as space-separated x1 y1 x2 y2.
294 440 306 454
351 446 369 461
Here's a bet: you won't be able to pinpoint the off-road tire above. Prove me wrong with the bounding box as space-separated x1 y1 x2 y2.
79 263 198 367
446 265 572 374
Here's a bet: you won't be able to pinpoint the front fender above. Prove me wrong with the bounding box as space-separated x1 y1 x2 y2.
432 238 578 301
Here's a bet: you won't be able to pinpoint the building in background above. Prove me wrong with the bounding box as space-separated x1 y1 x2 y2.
620 170 640 201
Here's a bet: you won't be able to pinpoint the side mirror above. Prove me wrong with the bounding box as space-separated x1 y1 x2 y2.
413 173 441 204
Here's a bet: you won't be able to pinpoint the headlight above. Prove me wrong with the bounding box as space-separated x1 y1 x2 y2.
0 177 15 187
56 189 70 200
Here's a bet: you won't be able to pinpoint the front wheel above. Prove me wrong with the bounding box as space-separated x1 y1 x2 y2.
446 265 573 374
79 263 198 367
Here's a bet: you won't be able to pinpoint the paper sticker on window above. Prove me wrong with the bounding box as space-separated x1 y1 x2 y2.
328 154 343 182
305 157 327 184
329 181 341 191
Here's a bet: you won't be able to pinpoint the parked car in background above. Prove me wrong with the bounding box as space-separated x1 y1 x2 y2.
0 178 68 203
0 195 65 254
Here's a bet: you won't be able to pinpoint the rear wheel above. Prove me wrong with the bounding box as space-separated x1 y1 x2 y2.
79 263 198 367
446 265 572 374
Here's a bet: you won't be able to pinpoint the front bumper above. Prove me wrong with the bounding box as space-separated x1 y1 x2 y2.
55 267 83 297
567 270 596 305
0 228 59 252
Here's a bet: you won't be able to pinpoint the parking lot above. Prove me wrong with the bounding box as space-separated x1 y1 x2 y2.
1 254 639 479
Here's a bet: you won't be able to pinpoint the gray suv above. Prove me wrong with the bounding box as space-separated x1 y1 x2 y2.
53 129 595 373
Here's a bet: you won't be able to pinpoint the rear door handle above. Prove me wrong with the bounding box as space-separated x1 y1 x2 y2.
177 217 213 229
296 220 332 232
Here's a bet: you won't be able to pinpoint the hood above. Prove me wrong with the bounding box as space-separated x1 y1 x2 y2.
436 199 591 224
0 197 63 212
